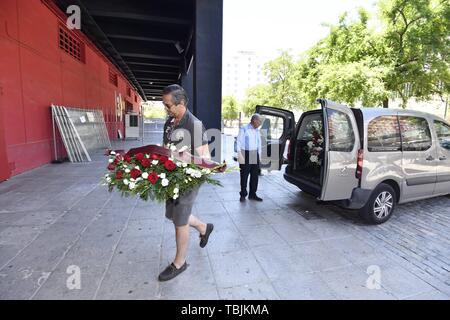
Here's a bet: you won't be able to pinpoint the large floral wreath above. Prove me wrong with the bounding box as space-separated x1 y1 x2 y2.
102 144 226 202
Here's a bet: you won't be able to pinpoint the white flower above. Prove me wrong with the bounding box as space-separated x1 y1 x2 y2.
104 173 109 177
145 154 150 158
173 188 179 194
159 173 166 179
108 159 114 163
110 151 116 155
201 169 211 174
152 160 159 165
123 179 129 185
316 147 323 152
136 177 142 182
129 182 136 190
176 162 182 167
179 146 189 152
135 166 140 170
307 141 314 148
184 179 188 183
125 168 131 173
130 178 135 182
173 194 179 200
189 170 202 178
161 178 169 187
182 162 188 168
310 155 319 163
170 145 177 151
106 177 111 183
141 172 149 179
185 168 193 175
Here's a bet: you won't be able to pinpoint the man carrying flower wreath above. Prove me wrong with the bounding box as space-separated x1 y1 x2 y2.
158 84 214 281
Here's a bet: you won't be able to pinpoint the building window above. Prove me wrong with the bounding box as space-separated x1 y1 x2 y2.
58 24 85 63
134 95 138 103
109 68 118 87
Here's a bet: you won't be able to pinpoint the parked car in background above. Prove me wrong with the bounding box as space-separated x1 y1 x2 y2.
255 99 450 224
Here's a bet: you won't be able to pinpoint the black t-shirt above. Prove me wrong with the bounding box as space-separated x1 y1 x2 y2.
163 110 208 156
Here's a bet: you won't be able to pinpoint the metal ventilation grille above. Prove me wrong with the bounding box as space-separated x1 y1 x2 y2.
109 68 118 86
58 24 85 62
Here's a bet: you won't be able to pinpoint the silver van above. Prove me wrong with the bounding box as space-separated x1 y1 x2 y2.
256 99 450 224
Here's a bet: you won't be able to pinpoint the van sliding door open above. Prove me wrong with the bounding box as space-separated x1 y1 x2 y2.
319 99 361 201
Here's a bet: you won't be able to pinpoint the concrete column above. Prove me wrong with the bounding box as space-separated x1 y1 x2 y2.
193 0 223 131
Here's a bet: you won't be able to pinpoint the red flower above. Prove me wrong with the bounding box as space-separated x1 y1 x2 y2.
107 163 116 171
124 154 132 163
135 153 144 161
130 168 142 179
150 154 160 160
164 160 176 172
115 171 124 179
140 158 151 168
148 172 158 185
159 156 168 164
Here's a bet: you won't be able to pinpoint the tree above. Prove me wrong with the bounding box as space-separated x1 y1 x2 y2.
241 0 449 110
222 95 239 125
241 84 273 116
263 51 304 109
297 8 392 108
379 0 450 107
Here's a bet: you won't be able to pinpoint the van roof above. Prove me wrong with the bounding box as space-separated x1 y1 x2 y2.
356 107 446 122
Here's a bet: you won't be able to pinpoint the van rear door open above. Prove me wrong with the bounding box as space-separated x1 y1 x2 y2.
255 106 295 170
319 99 361 201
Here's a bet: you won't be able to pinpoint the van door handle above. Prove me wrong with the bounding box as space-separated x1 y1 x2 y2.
426 155 434 161
439 156 447 161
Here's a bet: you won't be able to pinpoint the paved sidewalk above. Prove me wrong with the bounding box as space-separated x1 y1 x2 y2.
0 136 449 300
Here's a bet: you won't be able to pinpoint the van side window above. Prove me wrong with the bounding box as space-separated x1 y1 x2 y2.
434 121 450 150
327 109 355 152
367 116 401 152
398 116 432 151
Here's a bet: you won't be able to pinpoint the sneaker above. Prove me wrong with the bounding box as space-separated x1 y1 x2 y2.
158 262 188 282
199 223 214 248
240 196 246 202
248 194 263 201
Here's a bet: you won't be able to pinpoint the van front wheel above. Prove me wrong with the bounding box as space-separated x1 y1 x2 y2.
359 183 396 224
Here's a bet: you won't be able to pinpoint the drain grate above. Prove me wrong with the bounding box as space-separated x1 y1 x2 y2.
294 207 325 220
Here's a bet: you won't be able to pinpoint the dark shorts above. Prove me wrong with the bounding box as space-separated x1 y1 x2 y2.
165 186 200 226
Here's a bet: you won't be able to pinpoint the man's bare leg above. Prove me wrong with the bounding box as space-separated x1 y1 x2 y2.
173 224 190 268
188 215 207 235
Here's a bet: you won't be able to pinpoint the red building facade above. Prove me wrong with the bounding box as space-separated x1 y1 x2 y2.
0 0 141 181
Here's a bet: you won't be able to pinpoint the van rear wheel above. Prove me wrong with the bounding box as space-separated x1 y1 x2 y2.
359 183 396 224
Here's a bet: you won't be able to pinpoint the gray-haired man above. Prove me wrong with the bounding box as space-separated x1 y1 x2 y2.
237 114 263 202
158 84 214 281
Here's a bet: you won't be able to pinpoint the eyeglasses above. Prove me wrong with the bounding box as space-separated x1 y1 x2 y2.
164 103 176 110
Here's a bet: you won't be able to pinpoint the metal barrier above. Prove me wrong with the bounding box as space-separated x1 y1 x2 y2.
51 105 111 162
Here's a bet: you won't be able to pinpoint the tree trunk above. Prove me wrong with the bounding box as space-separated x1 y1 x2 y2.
383 99 389 108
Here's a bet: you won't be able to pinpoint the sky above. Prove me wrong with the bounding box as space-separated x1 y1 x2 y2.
223 0 378 60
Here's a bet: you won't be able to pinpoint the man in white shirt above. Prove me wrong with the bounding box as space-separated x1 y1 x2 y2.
236 114 263 202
